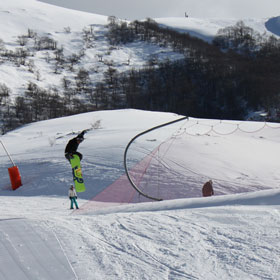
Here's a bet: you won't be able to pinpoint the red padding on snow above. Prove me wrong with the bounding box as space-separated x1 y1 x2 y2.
8 166 22 190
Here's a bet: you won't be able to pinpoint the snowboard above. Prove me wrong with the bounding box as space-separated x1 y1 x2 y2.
70 154 86 192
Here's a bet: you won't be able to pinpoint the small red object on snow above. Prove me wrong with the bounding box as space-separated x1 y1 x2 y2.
1 139 23 190
8 166 22 190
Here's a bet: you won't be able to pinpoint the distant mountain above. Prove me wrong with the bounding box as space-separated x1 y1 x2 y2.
155 16 280 42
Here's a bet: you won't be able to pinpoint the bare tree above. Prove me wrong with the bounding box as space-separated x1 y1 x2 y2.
17 35 28 46
0 83 11 105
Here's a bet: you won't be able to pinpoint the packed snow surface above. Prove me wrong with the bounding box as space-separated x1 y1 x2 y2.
0 109 280 280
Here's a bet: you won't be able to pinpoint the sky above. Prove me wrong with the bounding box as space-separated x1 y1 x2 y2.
38 0 280 20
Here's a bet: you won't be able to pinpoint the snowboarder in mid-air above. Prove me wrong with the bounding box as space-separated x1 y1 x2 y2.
65 130 86 162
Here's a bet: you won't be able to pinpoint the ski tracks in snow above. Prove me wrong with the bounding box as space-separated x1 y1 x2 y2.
1 198 279 280
0 218 77 280
53 206 280 280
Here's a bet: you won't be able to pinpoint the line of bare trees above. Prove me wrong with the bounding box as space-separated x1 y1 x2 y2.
1 19 280 134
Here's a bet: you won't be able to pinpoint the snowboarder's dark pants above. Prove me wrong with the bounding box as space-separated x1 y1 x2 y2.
70 197 79 209
65 152 83 162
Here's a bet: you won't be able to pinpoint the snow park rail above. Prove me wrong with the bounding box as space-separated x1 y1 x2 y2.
123 116 188 201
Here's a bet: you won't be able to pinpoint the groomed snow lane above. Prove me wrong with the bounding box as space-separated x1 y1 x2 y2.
0 218 76 280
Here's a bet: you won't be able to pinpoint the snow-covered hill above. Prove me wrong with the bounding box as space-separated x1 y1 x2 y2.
0 109 280 279
0 0 184 100
1 109 280 199
155 16 280 42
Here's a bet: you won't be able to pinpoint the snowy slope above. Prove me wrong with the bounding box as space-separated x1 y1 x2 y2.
0 0 107 41
1 192 280 280
155 16 280 42
1 0 279 100
0 109 280 279
1 109 280 199
0 0 183 100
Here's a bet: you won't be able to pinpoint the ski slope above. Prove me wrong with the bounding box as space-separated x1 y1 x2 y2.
0 109 280 279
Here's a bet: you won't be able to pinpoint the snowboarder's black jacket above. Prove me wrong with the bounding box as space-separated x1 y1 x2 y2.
65 131 85 154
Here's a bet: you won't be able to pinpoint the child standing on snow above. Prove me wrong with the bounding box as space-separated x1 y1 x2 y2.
68 185 79 209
